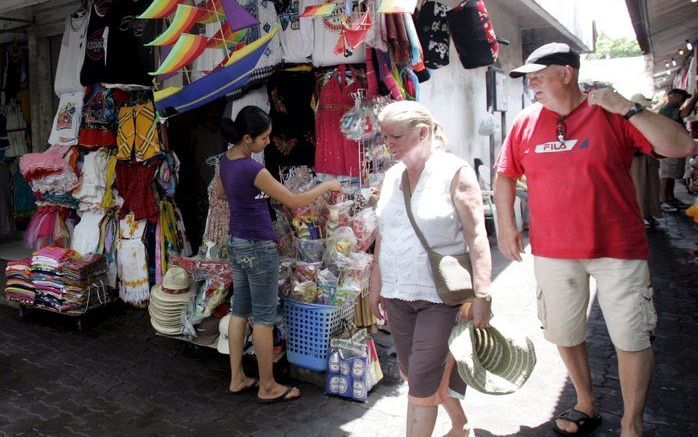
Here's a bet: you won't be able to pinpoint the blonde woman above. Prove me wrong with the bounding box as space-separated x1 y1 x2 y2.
370 101 492 436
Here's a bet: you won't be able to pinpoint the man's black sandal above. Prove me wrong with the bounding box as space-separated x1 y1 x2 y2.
552 408 602 436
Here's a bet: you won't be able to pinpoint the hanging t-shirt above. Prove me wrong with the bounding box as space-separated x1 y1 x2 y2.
236 0 283 69
265 69 315 178
308 0 366 67
55 7 90 95
277 0 313 63
48 91 84 147
103 0 156 87
494 100 655 260
81 0 112 85
225 87 270 165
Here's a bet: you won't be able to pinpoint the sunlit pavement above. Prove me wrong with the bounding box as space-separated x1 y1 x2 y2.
1 193 696 436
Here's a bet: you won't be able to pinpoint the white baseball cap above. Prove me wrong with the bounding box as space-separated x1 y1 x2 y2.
510 42 581 78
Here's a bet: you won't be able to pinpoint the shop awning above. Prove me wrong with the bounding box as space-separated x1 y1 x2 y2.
626 0 698 88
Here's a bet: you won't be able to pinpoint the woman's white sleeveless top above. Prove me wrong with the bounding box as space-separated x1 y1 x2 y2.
375 152 467 303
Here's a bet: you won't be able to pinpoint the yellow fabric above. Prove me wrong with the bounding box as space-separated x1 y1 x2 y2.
117 103 162 161
160 201 179 273
101 154 118 209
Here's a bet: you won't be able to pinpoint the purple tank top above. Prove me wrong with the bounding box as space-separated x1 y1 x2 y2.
219 156 277 242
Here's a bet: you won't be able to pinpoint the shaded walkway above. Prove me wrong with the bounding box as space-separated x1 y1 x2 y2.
0 202 696 435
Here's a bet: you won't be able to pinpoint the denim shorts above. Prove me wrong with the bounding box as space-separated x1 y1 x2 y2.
228 237 279 326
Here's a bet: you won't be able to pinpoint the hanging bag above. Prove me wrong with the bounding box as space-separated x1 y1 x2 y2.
401 170 475 306
446 0 499 69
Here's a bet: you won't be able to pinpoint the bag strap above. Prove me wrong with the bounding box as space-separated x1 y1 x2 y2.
401 170 435 254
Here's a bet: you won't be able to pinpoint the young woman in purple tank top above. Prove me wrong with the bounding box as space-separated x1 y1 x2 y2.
215 106 340 404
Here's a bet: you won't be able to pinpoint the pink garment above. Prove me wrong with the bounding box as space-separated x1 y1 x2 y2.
202 161 229 247
314 65 363 177
19 152 66 181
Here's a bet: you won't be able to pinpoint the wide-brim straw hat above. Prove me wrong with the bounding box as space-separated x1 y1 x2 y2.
150 285 192 304
448 320 536 395
150 315 183 335
162 266 190 293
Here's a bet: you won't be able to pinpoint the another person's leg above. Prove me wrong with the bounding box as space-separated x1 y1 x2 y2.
591 258 656 437
534 257 599 434
245 240 299 402
228 315 255 392
228 239 257 393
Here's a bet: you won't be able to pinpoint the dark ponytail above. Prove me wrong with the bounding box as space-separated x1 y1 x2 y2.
221 106 272 144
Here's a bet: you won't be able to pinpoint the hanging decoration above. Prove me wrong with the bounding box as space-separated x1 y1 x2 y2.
139 0 278 117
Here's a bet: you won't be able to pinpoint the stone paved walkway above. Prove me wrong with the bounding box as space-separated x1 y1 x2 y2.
1 201 696 436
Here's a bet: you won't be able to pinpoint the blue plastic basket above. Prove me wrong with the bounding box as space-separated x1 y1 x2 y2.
283 299 354 372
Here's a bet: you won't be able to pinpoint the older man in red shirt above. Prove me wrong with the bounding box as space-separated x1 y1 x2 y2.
495 43 695 437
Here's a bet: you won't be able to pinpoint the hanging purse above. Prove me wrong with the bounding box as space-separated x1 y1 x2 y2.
401 170 475 306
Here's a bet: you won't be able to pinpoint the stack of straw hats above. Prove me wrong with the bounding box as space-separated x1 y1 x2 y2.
149 266 192 335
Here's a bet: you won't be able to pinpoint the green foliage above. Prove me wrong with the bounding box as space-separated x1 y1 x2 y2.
585 31 641 60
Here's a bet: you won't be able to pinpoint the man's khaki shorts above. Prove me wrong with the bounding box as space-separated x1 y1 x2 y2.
533 257 656 352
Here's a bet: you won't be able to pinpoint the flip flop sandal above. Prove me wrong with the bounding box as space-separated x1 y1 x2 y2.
229 379 259 395
553 408 602 436
257 386 300 405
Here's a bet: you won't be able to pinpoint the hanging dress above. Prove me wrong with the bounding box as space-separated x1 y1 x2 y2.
314 65 363 177
203 159 230 248
117 213 150 305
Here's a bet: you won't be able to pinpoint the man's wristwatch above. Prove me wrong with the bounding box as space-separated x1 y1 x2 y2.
623 102 644 120
476 295 492 303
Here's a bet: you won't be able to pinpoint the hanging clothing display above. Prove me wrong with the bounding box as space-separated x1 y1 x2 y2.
265 69 316 178
1 102 28 157
103 0 157 87
416 1 450 69
71 210 107 255
73 149 113 208
79 84 121 149
116 101 162 161
222 0 283 101
314 65 363 176
114 160 160 222
55 6 90 95
1 43 28 103
308 0 366 67
225 87 270 164
277 0 314 63
117 213 150 304
203 160 229 247
48 91 84 147
24 206 73 249
81 0 112 85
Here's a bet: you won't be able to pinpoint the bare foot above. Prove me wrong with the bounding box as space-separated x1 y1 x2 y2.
258 383 300 401
229 376 258 393
620 417 643 437
443 424 469 437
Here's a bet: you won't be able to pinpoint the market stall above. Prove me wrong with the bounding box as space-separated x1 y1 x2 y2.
3 0 500 399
